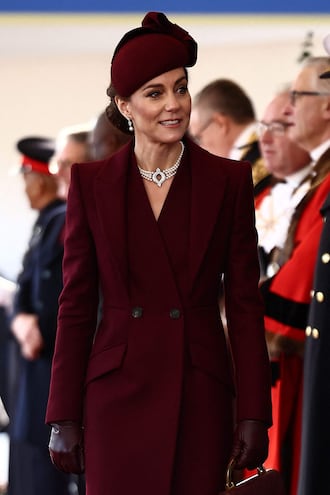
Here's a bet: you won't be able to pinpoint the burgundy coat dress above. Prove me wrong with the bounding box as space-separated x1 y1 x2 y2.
46 137 272 495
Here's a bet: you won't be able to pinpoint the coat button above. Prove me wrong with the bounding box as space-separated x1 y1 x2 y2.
131 307 143 318
321 252 330 263
169 308 181 319
312 328 319 339
316 291 324 302
305 326 312 337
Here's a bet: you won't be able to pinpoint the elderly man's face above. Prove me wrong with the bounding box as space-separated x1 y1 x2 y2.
285 65 330 152
258 92 310 178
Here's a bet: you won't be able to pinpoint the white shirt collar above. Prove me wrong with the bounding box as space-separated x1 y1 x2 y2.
229 123 257 160
310 139 330 163
284 163 313 188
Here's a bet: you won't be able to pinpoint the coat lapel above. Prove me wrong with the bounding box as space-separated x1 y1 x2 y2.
187 140 227 290
92 139 229 298
94 144 131 292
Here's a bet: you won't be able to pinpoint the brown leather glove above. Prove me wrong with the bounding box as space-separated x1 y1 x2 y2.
230 419 269 470
49 421 84 474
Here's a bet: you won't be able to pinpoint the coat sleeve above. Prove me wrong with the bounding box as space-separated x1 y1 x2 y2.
46 165 99 424
224 162 272 427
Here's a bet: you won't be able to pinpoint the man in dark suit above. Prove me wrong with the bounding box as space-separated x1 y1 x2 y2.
8 137 70 495
189 78 270 194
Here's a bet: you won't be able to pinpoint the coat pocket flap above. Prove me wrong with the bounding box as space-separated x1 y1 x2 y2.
85 343 127 385
189 341 234 391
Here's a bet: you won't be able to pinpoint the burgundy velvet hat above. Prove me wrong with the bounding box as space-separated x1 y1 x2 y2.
111 11 198 97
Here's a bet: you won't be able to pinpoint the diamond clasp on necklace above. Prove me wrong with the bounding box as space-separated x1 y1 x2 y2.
138 141 185 187
152 168 166 187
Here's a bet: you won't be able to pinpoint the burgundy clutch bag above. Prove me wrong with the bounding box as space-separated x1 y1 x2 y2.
219 460 286 495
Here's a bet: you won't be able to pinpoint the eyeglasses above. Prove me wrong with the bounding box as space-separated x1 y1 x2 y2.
290 90 330 106
190 117 214 144
256 121 291 137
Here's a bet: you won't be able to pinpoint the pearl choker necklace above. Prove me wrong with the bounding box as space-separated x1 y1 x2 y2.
138 141 185 188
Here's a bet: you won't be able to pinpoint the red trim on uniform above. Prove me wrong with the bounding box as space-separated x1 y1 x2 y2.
254 185 271 209
21 155 51 175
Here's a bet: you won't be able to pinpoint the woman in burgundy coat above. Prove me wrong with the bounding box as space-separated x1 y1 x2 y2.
46 12 272 495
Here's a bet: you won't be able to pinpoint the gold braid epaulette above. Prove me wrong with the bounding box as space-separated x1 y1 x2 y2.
252 157 269 186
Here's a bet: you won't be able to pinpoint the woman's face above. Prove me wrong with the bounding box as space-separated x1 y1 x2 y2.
117 67 191 145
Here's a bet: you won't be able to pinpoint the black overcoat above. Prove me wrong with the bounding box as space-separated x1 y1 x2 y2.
298 192 330 495
10 198 66 446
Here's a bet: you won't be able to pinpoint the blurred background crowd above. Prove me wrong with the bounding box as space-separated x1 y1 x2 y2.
1 12 329 281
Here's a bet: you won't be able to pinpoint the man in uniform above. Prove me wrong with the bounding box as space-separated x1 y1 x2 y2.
8 137 70 495
297 35 330 495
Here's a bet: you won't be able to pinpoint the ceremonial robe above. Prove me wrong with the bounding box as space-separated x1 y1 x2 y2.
260 147 330 495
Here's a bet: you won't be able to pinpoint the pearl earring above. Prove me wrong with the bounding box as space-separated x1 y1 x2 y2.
127 118 134 133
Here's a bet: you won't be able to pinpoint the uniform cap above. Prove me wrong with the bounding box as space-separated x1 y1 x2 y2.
16 136 55 175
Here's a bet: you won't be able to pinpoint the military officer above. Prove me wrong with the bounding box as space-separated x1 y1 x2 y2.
8 137 70 495
297 37 330 495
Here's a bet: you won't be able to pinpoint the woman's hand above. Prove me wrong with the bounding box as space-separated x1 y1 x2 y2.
49 421 85 474
230 419 269 470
